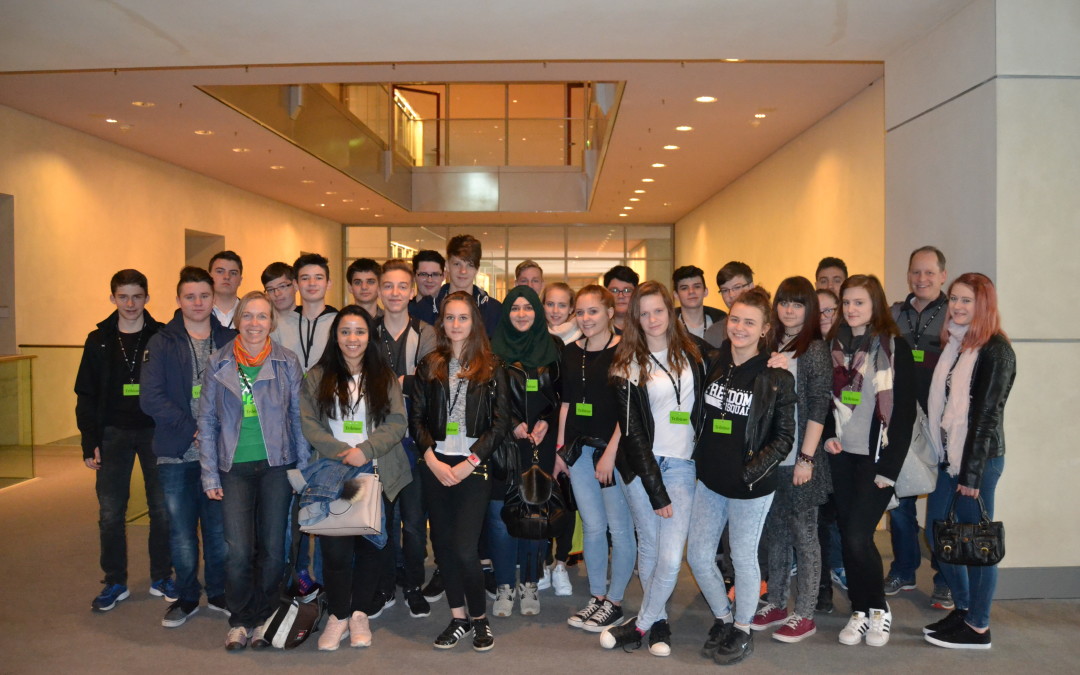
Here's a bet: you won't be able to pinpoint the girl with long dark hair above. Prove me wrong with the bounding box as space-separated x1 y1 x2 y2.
300 306 410 650
410 291 511 651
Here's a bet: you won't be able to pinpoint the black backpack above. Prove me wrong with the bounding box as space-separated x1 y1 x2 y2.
500 439 570 540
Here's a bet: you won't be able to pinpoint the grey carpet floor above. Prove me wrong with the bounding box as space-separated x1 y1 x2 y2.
1 446 1077 674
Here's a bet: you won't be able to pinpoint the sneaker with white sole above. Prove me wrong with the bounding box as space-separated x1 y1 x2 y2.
838 611 869 645
830 567 848 590
349 611 372 648
883 575 916 596
551 563 573 596
772 614 817 643
925 623 991 650
433 618 471 649
250 623 269 650
648 619 672 656
582 599 624 633
422 569 445 602
161 600 199 628
568 596 602 628
150 577 178 603
865 605 892 647
924 608 968 635
750 603 788 631
537 566 551 591
318 615 350 651
930 584 955 610
225 626 249 651
600 620 643 650
519 582 540 616
91 583 130 612
492 584 515 617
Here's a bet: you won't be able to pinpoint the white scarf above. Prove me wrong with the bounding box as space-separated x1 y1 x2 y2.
928 321 978 476
549 320 582 344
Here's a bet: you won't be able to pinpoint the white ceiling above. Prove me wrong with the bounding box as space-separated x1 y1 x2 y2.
0 1 973 227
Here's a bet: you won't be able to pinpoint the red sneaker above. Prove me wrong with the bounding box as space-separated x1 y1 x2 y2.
772 614 817 643
750 603 788 631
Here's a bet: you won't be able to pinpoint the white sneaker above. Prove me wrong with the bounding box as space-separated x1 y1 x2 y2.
551 563 573 597
519 582 541 616
537 566 552 591
866 605 892 647
492 584 515 617
838 611 869 645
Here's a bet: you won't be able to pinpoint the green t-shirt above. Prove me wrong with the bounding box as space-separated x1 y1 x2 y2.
234 363 268 464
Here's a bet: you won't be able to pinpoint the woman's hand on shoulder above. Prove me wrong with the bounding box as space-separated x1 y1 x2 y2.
767 351 789 369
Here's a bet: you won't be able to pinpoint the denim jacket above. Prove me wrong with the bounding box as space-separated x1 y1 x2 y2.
198 338 310 491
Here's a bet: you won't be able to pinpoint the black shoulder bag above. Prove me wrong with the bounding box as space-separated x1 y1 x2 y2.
933 492 1005 566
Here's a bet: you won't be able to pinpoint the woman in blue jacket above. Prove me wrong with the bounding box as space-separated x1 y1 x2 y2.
198 291 309 651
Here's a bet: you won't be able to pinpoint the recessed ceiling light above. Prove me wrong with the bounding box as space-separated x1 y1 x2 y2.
664 202 672 206
269 165 285 170
325 191 337 195
675 125 693 131
663 145 679 150
359 207 370 211
301 179 315 184
722 58 745 62
641 178 655 183
629 198 640 202
105 118 118 124
695 96 717 103
755 113 767 119
193 129 213 135
634 189 646 194
318 203 326 207
342 198 354 203
231 147 250 153
623 206 633 210
618 213 628 217
374 214 383 218
651 163 666 168
131 101 155 108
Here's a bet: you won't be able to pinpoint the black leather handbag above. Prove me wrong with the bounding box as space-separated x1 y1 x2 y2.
932 493 1005 566
501 440 570 540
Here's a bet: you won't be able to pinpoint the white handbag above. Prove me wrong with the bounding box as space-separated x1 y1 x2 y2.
299 462 384 537
894 404 938 498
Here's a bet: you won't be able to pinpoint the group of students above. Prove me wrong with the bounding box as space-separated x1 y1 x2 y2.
77 234 1014 663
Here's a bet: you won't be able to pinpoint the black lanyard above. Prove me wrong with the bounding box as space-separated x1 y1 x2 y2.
185 331 208 381
679 312 710 334
904 301 945 349
237 364 257 400
378 323 405 375
116 330 145 384
346 372 366 418
649 352 685 410
298 312 324 368
579 331 614 403
447 375 466 418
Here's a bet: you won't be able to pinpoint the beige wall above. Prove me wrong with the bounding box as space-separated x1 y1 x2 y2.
674 80 885 303
0 104 342 443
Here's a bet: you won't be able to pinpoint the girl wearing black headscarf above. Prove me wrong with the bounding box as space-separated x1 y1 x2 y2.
487 286 563 618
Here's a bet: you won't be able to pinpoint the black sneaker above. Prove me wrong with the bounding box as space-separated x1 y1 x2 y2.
368 590 395 619
648 619 672 656
600 620 643 651
405 587 431 618
702 618 733 658
433 617 471 649
568 596 603 628
815 585 834 614
925 623 991 650
422 569 445 602
161 600 199 628
923 608 968 635
714 625 754 666
582 599 624 633
482 565 497 600
472 617 495 651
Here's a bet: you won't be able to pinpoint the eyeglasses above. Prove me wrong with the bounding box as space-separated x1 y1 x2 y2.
416 272 442 280
608 287 634 295
719 282 750 296
264 283 293 295
820 307 838 317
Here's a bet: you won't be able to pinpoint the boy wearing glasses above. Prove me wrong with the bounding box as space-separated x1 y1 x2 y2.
409 250 446 324
261 262 297 315
603 264 639 333
703 261 755 348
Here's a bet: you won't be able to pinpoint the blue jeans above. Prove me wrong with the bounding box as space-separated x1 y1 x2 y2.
220 460 294 628
926 457 1004 629
487 499 546 585
158 460 225 603
621 456 696 630
96 426 171 585
888 496 943 585
687 481 773 626
568 448 636 603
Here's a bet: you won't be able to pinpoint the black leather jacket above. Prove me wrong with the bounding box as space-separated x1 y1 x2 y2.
505 358 561 431
734 364 798 490
614 353 708 510
408 355 511 463
959 334 1016 489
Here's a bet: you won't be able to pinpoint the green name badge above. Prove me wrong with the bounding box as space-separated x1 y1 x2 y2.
446 422 460 436
575 402 593 417
343 420 364 434
243 403 258 418
122 383 140 396
841 391 862 406
713 419 733 434
191 385 202 399
669 410 690 425
526 378 539 392
912 349 925 363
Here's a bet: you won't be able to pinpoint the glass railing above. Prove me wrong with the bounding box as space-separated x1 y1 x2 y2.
0 355 35 488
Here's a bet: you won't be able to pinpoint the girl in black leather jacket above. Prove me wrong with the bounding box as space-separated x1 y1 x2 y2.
923 273 1015 650
488 286 563 617
686 287 797 667
409 292 511 652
